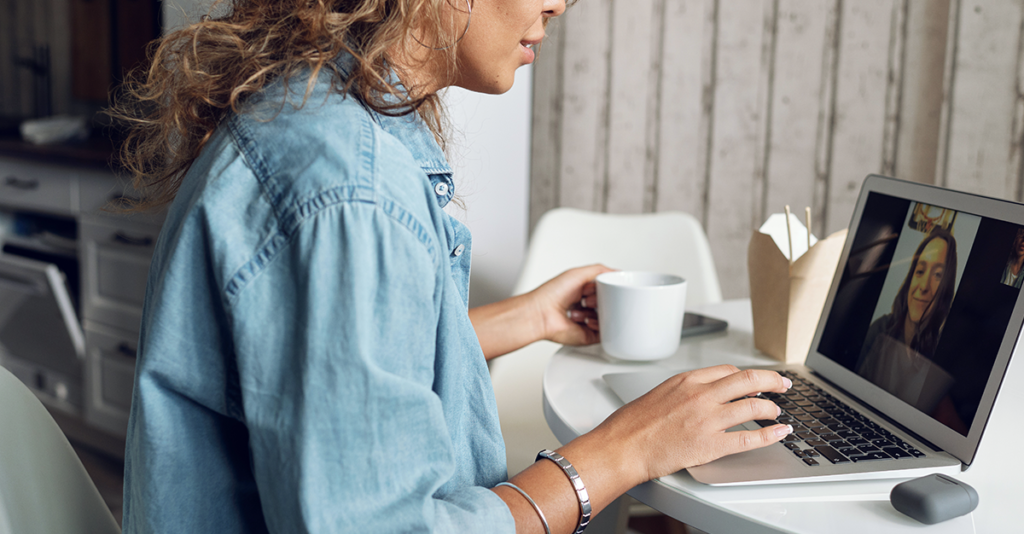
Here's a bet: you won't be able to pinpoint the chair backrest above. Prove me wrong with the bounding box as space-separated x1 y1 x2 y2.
491 208 722 475
513 208 722 303
0 366 120 534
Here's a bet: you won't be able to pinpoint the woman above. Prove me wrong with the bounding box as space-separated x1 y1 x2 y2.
1000 228 1024 288
113 1 793 532
856 229 957 411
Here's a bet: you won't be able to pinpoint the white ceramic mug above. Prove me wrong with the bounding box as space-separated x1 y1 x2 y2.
596 271 687 361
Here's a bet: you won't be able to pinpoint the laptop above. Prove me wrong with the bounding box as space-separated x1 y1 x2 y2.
604 174 1024 485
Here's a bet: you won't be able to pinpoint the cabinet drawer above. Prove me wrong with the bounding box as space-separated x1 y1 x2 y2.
79 172 167 225
84 323 137 437
81 216 159 331
77 171 123 216
0 350 83 417
0 158 75 215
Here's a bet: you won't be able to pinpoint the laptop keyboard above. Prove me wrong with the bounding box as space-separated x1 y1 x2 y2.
754 371 926 467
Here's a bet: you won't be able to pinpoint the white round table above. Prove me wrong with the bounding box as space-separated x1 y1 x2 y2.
543 300 1021 533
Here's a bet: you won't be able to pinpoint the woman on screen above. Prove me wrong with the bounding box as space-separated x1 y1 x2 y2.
999 228 1024 288
857 228 958 411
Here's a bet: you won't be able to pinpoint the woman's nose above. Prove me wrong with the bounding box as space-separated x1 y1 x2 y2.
544 0 567 18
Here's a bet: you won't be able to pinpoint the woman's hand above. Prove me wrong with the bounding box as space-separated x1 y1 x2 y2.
504 365 793 531
571 365 793 486
470 264 613 359
528 264 615 346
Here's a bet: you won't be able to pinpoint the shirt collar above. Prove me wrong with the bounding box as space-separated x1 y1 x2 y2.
334 54 455 208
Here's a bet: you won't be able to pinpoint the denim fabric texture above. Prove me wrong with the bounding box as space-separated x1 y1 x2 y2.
122 63 513 533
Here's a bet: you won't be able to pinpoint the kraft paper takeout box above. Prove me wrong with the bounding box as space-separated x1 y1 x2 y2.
748 214 847 364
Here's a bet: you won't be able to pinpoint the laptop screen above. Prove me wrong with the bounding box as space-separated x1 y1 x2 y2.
816 191 1024 438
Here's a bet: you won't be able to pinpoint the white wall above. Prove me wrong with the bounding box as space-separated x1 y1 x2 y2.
443 79 531 308
164 1 530 307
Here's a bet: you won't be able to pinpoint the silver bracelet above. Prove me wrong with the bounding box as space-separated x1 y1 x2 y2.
536 449 591 534
495 482 551 534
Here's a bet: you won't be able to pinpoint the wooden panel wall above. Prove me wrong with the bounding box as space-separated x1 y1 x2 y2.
939 0 1024 199
530 0 1024 298
702 0 768 289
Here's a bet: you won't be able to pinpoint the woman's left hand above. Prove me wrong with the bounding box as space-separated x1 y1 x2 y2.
470 264 615 359
529 264 615 346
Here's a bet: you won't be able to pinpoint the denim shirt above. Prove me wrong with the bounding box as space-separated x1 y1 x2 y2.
122 66 514 533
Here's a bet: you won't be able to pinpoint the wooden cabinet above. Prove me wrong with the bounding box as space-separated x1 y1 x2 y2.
80 216 158 333
70 0 113 101
70 0 160 102
84 322 139 437
0 155 162 455
0 158 76 214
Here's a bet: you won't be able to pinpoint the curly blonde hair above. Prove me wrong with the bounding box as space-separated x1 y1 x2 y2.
111 0 473 209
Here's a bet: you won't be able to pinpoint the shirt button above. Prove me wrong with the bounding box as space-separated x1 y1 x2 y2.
453 244 465 256
434 182 449 196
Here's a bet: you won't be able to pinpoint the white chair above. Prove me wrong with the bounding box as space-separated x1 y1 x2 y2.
0 365 120 534
490 208 722 475
490 208 722 533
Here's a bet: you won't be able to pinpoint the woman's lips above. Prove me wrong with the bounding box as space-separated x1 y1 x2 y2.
521 38 542 64
909 296 930 320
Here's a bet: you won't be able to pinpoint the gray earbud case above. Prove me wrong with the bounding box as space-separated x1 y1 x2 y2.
890 474 979 525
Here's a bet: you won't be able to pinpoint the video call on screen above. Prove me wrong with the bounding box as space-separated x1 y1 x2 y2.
817 192 1024 436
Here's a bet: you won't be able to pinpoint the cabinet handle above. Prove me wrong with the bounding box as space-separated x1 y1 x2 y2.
112 231 154 247
116 343 137 359
4 176 39 190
